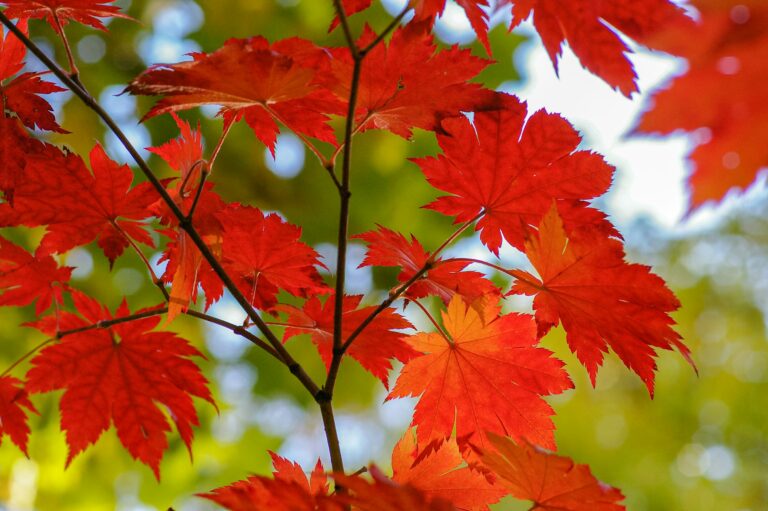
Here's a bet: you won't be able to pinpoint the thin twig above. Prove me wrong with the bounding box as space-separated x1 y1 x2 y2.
185 310 281 360
56 307 169 339
428 211 485 264
3 305 281 367
339 266 431 355
338 213 484 355
114 221 171 301
51 11 80 85
332 0 359 59
359 5 410 56
0 339 55 378
411 299 451 344
0 12 321 399
263 104 338 188
443 257 511 276
319 399 345 478
185 167 209 220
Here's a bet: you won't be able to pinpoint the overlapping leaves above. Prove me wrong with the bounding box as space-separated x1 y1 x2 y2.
0 3 697 508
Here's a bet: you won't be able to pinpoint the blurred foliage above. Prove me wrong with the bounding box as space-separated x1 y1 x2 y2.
0 1 766 511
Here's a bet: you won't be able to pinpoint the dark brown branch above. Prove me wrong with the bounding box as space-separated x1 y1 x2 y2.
321 2 414 478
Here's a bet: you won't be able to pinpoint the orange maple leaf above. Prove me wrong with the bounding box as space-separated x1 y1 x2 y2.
509 204 693 395
389 295 572 451
392 431 506 511
481 433 625 511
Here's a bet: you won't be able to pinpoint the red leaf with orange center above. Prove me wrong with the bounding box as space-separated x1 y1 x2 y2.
509 204 692 395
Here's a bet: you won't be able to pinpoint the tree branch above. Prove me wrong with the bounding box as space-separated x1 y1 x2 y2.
0 12 321 399
332 0 359 59
38 306 280 361
321 3 410 476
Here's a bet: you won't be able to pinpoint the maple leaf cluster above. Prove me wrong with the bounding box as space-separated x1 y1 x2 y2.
0 0 724 509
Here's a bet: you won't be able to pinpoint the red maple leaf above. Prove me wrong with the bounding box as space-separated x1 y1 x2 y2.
329 22 499 139
148 114 224 318
412 0 492 53
0 19 67 132
24 292 215 478
216 205 326 311
389 296 572 451
335 467 459 511
329 0 372 31
417 93 616 255
355 225 499 304
480 433 625 511
0 235 72 314
509 204 692 395
0 115 46 204
391 431 506 511
128 37 344 153
333 1 492 53
635 0 768 209
0 0 132 32
504 0 690 96
278 294 416 386
0 144 158 266
202 455 457 511
200 454 340 511
0 375 37 455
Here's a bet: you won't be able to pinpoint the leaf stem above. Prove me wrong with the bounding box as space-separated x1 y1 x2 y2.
0 339 55 378
428 211 485 263
411 299 452 344
263 104 337 188
51 11 80 84
359 5 410 56
0 12 322 400
208 121 233 174
443 257 511 276
185 167 209 220
113 221 170 301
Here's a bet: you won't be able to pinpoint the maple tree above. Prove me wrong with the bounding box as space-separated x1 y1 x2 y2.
0 0 758 509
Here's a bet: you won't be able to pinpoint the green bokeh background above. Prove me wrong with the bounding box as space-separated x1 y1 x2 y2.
1 1 766 510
